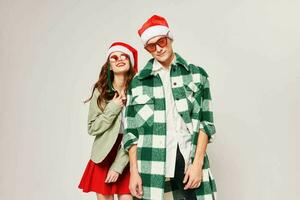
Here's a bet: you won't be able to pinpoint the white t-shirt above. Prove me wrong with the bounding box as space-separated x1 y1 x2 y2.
153 58 192 178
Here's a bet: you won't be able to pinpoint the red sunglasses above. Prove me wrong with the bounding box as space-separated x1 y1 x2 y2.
109 53 129 63
144 37 168 52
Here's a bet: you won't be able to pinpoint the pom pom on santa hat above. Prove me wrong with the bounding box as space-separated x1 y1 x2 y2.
138 15 173 45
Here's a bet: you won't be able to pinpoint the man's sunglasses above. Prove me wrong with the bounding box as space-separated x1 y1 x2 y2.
144 37 168 53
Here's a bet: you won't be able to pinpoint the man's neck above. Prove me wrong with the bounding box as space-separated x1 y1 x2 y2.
158 53 175 69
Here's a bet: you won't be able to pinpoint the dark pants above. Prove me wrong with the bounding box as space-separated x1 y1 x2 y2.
171 144 197 200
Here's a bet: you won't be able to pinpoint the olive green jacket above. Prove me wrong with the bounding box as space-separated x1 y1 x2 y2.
87 89 129 174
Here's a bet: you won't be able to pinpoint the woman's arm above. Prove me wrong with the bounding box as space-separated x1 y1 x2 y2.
87 91 123 136
109 147 129 174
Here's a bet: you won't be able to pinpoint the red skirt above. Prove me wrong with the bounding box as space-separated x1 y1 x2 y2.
78 134 130 195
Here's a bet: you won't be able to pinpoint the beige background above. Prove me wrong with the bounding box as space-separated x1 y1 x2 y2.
1 0 299 199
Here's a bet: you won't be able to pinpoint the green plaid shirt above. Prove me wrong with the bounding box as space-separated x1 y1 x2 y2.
124 53 217 200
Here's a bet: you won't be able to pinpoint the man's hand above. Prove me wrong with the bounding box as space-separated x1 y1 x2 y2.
105 170 119 183
183 129 208 190
183 163 203 190
129 171 143 199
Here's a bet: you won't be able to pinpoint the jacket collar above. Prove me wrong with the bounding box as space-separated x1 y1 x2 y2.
138 53 189 80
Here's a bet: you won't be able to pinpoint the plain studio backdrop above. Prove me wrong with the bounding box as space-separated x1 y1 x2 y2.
1 0 299 199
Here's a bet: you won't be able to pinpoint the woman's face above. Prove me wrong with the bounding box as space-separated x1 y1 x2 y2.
108 51 131 74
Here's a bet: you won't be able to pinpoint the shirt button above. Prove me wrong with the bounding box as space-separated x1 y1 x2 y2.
173 82 177 86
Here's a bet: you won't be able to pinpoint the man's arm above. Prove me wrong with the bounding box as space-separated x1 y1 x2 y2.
184 71 216 189
128 145 143 198
123 80 143 198
128 144 139 173
193 130 208 168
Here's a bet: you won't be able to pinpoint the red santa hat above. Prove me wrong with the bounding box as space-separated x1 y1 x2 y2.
106 42 138 73
138 15 173 45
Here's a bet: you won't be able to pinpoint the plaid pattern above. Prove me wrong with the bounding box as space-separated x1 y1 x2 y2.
123 53 217 200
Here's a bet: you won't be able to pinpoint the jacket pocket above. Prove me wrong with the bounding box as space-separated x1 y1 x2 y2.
130 94 154 126
184 82 198 104
132 94 154 105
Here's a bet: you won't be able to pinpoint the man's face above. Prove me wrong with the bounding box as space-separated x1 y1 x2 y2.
145 35 173 63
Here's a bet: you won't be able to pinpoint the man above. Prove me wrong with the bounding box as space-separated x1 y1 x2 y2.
123 15 217 200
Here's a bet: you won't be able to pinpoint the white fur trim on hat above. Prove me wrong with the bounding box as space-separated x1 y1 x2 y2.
106 46 134 66
140 25 173 45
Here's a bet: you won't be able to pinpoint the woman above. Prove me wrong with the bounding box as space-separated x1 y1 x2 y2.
78 42 138 200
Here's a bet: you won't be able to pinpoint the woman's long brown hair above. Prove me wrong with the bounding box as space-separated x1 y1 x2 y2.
84 59 136 111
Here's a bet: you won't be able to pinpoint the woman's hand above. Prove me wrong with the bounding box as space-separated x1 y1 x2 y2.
129 171 143 199
105 169 120 183
119 89 127 105
112 92 125 107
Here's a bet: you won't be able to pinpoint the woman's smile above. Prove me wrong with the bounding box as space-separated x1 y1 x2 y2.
116 62 126 67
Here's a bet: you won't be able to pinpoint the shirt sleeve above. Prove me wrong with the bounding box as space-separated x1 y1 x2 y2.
109 146 129 174
194 75 216 143
123 85 139 151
